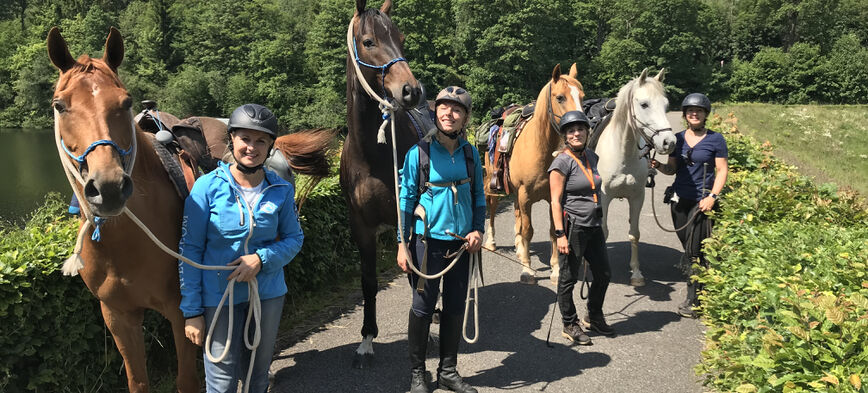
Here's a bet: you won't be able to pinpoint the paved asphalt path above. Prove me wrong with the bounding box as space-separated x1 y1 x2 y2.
270 113 705 392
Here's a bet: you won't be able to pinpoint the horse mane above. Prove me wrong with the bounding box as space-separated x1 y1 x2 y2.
612 75 665 130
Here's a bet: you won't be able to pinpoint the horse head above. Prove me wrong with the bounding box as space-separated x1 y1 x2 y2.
537 63 585 131
351 0 421 109
622 68 676 155
48 27 135 217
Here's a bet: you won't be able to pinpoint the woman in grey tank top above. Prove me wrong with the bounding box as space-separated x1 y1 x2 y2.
548 111 614 345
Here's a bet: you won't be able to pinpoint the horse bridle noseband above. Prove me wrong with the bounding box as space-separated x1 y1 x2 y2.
61 138 134 174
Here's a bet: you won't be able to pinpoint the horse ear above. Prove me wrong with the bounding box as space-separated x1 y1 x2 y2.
551 64 561 82
638 67 649 84
47 27 76 73
568 63 578 79
355 0 366 15
102 27 124 72
654 68 666 82
380 0 392 15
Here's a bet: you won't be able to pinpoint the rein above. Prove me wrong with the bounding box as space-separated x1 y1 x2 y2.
346 15 405 144
55 110 262 393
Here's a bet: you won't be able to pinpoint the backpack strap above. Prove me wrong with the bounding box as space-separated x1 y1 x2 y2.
463 143 476 198
417 139 431 196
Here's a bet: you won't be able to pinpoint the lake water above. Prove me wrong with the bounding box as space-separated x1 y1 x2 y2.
0 129 72 221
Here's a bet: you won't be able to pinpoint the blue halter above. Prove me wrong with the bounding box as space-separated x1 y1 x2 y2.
61 138 133 242
352 37 407 98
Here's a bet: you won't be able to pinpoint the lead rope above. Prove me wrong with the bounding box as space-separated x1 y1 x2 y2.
55 111 261 393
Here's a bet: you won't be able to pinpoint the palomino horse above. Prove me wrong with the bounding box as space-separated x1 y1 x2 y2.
595 68 676 286
340 0 422 368
48 27 331 392
483 63 585 285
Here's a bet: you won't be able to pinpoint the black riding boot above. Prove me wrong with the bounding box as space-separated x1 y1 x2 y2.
409 310 431 393
437 313 477 393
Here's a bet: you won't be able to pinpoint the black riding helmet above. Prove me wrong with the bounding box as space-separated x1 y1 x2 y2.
227 104 278 174
557 110 591 135
227 104 278 137
681 93 712 114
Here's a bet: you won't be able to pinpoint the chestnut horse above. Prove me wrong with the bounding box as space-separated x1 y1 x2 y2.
483 63 585 285
595 68 675 286
48 27 331 392
340 0 422 368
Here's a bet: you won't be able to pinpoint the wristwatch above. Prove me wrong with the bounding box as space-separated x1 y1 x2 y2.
554 229 566 238
709 193 719 200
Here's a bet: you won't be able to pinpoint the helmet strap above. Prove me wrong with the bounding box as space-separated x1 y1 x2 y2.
439 129 460 140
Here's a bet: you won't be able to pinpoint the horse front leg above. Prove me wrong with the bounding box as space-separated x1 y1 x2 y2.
514 188 536 284
100 302 149 393
157 302 200 393
627 191 645 286
484 195 498 249
353 225 379 369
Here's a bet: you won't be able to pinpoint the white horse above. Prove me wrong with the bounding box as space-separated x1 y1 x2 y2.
596 68 676 286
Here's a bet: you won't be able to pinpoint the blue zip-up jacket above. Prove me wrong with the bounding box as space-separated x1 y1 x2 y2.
178 162 304 318
398 138 486 241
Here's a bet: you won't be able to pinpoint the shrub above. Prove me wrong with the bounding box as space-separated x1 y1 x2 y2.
696 115 868 392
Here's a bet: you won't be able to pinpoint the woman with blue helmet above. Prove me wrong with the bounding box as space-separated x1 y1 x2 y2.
179 104 303 392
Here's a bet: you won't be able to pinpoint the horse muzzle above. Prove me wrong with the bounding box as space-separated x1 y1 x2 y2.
83 169 133 216
653 132 677 155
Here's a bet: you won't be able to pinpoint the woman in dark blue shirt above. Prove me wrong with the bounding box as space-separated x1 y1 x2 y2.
651 93 728 318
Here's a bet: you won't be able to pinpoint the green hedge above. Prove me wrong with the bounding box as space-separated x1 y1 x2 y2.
0 173 361 392
696 114 868 392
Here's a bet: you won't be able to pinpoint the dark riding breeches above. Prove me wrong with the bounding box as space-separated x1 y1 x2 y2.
408 236 470 319
557 225 611 325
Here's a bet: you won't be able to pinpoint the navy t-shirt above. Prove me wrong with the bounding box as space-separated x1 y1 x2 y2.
547 149 602 227
669 130 728 201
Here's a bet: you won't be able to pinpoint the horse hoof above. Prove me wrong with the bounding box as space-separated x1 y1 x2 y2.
630 277 646 287
352 353 374 369
483 241 496 250
519 272 537 285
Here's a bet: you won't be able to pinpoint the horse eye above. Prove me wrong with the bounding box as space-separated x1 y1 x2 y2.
363 39 375 48
52 99 67 113
640 102 649 109
556 95 566 103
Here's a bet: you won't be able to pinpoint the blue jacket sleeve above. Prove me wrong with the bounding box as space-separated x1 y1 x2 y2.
471 146 486 233
178 179 209 318
397 146 419 242
256 185 304 274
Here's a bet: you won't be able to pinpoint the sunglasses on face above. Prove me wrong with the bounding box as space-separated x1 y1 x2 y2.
446 86 466 95
681 147 695 166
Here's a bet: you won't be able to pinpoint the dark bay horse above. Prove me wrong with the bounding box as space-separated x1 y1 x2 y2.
340 0 422 368
48 27 331 392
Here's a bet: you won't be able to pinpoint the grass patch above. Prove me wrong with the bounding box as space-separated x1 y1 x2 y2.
715 103 868 195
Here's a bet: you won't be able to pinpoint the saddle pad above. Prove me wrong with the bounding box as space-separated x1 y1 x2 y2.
145 133 190 200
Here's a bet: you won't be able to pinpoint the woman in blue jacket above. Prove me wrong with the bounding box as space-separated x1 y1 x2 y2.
397 86 485 393
178 104 303 393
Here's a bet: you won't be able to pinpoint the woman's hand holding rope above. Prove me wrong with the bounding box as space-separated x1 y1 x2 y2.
227 254 262 282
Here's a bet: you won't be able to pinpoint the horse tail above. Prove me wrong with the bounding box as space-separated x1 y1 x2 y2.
274 128 336 177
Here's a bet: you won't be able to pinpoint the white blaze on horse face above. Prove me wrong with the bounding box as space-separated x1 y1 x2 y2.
569 85 581 111
92 83 100 96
